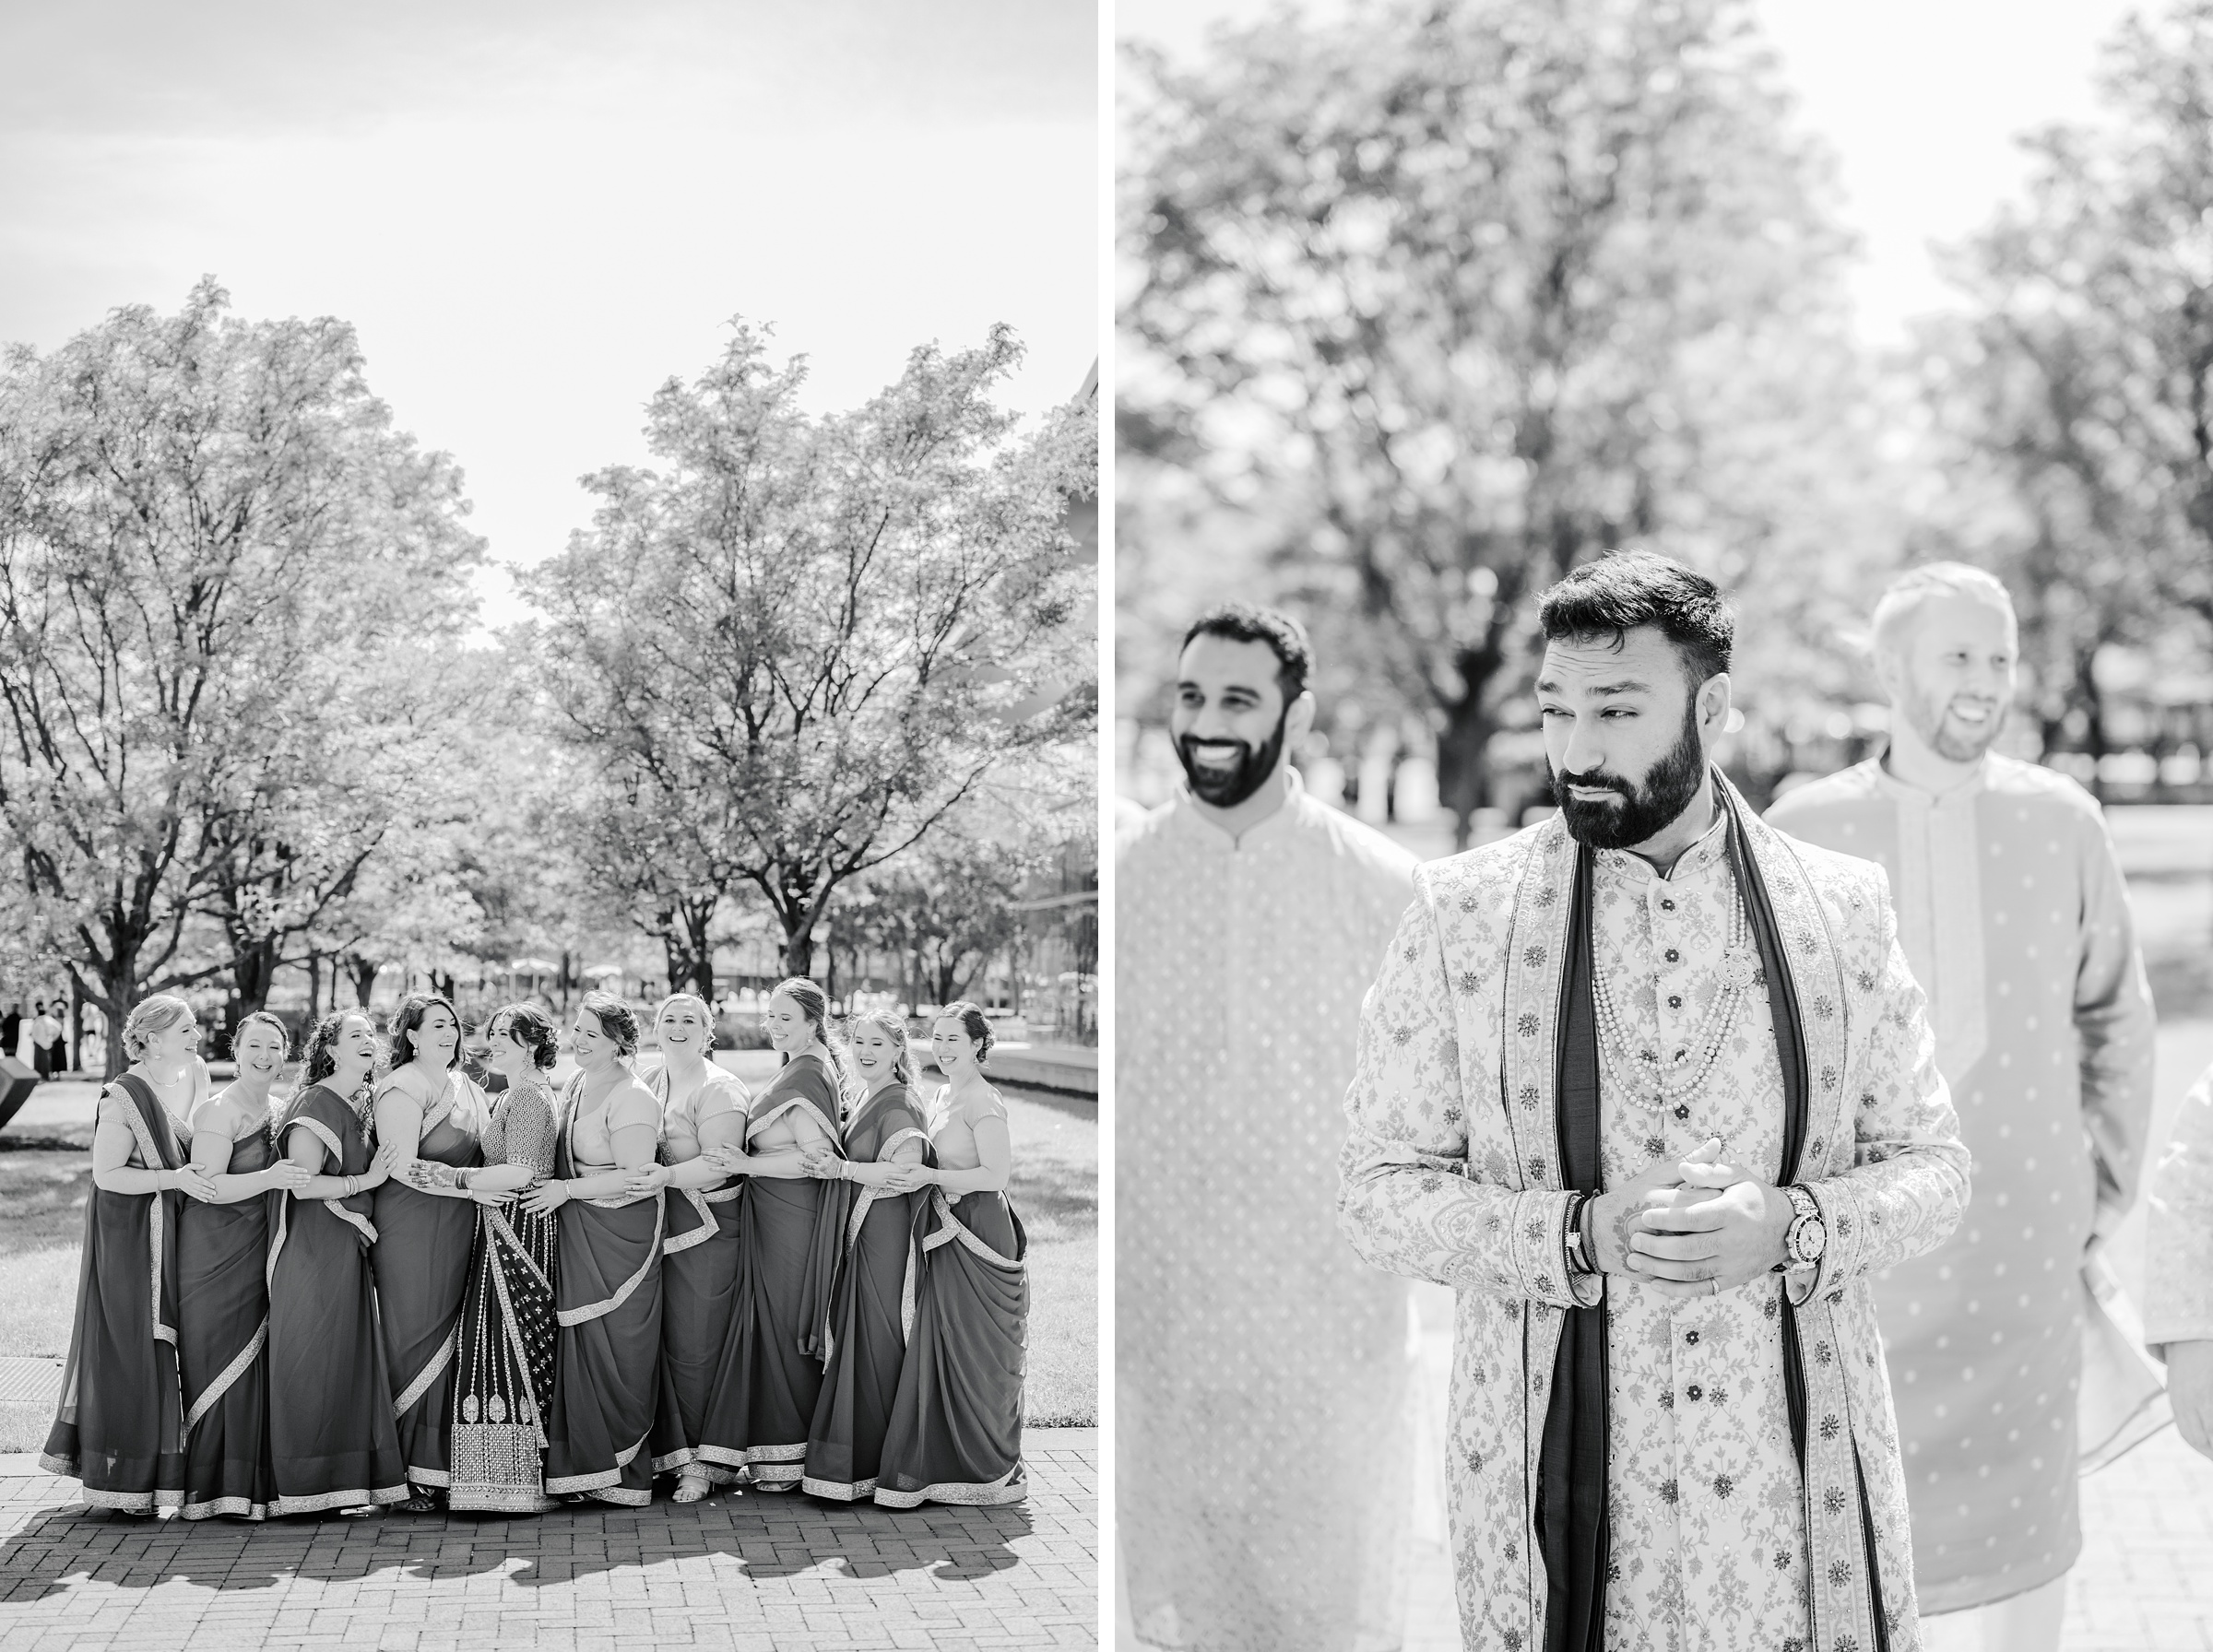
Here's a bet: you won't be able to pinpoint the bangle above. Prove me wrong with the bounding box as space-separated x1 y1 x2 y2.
1564 1192 1594 1277
457 1168 474 1192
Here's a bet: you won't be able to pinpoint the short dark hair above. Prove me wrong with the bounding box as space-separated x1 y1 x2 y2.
1179 603 1312 702
1537 551 1734 688
389 993 462 1071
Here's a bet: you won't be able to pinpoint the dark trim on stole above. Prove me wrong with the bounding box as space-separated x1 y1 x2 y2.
1540 843 1609 1652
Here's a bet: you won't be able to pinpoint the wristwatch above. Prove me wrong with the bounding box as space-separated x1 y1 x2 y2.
1782 1185 1827 1269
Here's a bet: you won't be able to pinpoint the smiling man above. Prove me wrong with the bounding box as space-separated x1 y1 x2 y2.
1118 603 1421 1652
1767 562 2156 1652
1340 551 1969 1652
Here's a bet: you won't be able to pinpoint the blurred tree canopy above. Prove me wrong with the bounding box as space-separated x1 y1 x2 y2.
1905 0 2213 762
1121 0 1895 844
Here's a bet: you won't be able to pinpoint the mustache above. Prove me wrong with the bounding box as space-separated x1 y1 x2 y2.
1554 769 1632 796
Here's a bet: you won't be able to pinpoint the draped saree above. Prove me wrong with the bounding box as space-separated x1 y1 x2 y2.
873 1181 1029 1508
39 1074 190 1512
177 1118 279 1520
266 1084 408 1515
696 1051 846 1486
645 1062 749 1483
370 1070 483 1491
802 1081 929 1499
542 1075 665 1507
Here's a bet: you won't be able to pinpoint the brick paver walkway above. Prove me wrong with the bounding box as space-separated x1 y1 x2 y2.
0 1431 1095 1651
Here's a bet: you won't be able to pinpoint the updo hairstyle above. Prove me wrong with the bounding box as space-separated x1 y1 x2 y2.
938 1000 993 1066
848 1007 915 1087
578 990 640 1058
122 994 194 1063
302 1010 375 1086
487 1003 560 1070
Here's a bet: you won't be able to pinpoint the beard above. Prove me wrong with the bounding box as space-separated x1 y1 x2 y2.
1175 711 1290 808
1901 681 2006 762
1551 702 1710 850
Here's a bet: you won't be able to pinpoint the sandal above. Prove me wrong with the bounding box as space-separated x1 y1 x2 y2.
671 1471 714 1504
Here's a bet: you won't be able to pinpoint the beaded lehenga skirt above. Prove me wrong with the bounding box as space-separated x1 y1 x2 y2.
447 1081 561 1514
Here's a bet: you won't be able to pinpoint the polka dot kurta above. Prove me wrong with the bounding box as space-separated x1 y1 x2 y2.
1768 755 2157 1612
1118 773 1419 1652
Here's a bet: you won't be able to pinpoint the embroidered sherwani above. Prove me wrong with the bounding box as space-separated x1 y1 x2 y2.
1768 755 2157 1611
1340 801 1968 1652
1119 773 1420 1652
2147 1065 2213 1355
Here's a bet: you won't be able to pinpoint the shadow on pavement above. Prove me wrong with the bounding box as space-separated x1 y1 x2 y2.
0 1489 1035 1599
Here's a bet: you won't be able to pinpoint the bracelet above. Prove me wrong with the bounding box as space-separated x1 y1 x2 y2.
1563 1192 1594 1277
457 1168 474 1192
344 1174 359 1198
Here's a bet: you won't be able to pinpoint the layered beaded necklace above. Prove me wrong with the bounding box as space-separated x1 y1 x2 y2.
1589 876 1761 1111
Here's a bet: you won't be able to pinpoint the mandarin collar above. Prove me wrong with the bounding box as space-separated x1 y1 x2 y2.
1595 803 1732 885
1164 767 1312 851
1871 749 1988 809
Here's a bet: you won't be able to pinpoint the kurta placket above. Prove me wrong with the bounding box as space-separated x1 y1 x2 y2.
1587 821 1811 1652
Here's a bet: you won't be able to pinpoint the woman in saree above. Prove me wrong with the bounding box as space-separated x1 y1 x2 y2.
41 995 219 1513
693 977 846 1490
632 993 750 1503
176 1011 313 1520
874 1001 1028 1508
533 991 666 1507
266 1009 408 1515
799 1007 929 1501
444 1003 562 1514
372 993 485 1510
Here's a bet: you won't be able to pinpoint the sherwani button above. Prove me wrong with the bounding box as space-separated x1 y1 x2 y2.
1686 1330 1699 1345
1686 1385 1704 1401
1674 1103 1690 1121
1663 948 1680 963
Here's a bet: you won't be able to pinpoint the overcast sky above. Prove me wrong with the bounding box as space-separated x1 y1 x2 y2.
1118 0 2140 346
0 1 1096 624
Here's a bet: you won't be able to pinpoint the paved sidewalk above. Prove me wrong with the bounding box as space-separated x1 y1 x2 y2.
0 1431 1095 1651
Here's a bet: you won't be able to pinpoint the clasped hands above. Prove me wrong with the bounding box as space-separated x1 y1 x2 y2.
1587 1139 1794 1300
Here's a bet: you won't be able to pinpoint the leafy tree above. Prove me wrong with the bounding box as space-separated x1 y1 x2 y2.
534 321 1095 976
1121 0 1870 842
0 280 483 1072
1905 0 2213 769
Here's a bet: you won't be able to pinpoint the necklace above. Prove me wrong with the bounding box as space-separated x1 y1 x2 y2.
1589 882 1759 1111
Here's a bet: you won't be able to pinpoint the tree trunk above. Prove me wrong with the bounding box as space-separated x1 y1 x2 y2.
345 954 380 1009
2076 646 2110 802
231 932 280 1018
306 951 324 1022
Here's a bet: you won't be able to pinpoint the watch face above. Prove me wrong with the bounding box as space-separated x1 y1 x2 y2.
1801 1218 1827 1261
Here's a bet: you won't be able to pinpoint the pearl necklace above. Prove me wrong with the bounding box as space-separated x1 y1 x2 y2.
1589 884 1759 1111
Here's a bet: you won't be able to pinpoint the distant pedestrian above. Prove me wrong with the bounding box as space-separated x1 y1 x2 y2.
1 1003 19 1068
30 1002 59 1078
44 998 69 1074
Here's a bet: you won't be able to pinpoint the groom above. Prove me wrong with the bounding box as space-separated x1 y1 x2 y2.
1340 551 1970 1652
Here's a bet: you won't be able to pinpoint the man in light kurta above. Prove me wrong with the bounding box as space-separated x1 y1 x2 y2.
1120 604 1420 1652
2147 1065 2213 1460
1768 564 2157 1649
1342 552 1969 1652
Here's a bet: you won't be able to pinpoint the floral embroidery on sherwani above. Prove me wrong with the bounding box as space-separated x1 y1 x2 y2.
1340 794 1970 1652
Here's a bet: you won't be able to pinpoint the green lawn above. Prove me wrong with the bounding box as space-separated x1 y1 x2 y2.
0 1084 1095 1450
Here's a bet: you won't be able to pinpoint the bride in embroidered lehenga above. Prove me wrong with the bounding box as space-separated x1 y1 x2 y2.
441 1003 564 1513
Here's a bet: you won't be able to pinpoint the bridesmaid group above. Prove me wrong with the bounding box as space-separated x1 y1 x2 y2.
39 979 1030 1518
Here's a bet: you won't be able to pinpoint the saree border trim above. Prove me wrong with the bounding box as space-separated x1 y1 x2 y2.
391 1323 460 1420
111 1086 178 1347
543 1433 649 1495
871 1461 1025 1508
270 1483 409 1516
553 1198 665 1327
75 1483 186 1514
482 1219 550 1447
183 1316 267 1431
921 1191 1024 1269
800 1473 879 1500
179 1494 268 1522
